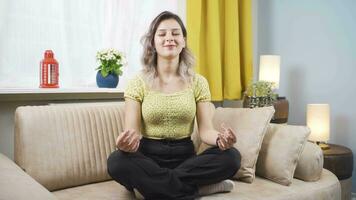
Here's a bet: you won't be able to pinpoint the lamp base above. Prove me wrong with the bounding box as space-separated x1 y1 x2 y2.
316 141 330 150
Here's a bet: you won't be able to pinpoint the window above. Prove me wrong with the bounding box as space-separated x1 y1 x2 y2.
0 0 185 89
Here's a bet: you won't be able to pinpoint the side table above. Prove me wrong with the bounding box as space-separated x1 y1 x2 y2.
322 144 353 200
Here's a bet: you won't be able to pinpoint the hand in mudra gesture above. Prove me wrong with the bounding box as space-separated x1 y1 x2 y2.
116 129 142 153
217 123 237 150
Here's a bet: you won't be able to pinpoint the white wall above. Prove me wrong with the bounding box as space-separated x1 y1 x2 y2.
255 0 356 192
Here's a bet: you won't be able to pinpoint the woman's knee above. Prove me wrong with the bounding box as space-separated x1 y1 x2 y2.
223 147 241 173
107 150 131 177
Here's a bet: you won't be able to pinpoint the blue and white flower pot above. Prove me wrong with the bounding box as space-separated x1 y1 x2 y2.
96 71 119 88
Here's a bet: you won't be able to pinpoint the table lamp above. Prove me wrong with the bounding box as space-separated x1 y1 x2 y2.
259 55 280 89
307 104 330 149
259 55 289 123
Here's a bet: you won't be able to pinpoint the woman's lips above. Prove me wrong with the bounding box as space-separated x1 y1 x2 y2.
164 45 176 50
164 45 176 48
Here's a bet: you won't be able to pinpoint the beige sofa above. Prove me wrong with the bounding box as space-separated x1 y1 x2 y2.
0 103 341 200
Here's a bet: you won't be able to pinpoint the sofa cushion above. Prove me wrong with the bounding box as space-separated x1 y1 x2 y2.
256 124 310 186
199 106 275 183
294 141 323 181
52 170 340 200
53 180 134 200
199 169 340 200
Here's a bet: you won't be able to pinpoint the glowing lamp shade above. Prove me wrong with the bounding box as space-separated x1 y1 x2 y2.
307 104 330 142
259 55 281 89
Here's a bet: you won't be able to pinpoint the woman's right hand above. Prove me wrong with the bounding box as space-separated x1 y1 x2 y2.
116 129 142 153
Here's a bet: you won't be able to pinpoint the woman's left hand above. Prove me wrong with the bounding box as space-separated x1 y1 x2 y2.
217 123 237 150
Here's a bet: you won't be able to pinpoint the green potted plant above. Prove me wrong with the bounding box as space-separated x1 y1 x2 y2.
243 81 277 108
95 48 126 88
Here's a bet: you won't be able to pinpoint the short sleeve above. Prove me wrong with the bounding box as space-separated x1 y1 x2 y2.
124 75 145 102
194 74 211 102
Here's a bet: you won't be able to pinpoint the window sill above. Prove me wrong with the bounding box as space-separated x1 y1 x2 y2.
0 88 124 101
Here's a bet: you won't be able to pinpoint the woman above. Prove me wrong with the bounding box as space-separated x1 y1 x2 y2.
107 11 241 200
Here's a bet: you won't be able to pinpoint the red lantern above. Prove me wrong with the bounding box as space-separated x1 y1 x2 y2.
40 50 59 88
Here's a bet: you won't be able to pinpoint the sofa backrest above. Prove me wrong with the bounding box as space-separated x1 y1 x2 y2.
14 102 204 191
14 103 126 191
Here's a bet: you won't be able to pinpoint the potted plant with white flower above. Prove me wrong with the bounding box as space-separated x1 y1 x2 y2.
243 81 277 108
95 48 127 88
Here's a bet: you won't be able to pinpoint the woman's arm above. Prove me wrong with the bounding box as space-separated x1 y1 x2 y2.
196 102 219 146
124 98 142 132
196 102 237 149
116 98 142 152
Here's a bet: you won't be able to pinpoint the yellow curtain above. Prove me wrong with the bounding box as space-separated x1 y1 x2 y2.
187 0 253 101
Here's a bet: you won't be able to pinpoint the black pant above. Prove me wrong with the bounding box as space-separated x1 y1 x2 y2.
107 137 241 200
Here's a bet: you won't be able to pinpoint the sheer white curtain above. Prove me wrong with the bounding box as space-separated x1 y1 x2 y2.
0 0 184 89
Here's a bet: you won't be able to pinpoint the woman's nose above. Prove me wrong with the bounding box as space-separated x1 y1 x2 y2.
165 37 173 42
165 33 174 42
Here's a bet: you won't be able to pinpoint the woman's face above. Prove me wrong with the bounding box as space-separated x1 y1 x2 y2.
154 19 186 60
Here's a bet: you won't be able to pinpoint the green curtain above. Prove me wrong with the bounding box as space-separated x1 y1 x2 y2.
187 0 253 101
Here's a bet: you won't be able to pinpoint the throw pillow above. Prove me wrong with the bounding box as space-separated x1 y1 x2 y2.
256 123 310 186
294 141 323 181
198 106 275 183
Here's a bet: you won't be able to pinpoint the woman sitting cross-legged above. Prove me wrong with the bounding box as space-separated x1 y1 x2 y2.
107 11 241 200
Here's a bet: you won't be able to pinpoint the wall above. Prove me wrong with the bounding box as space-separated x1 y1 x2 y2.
255 0 356 192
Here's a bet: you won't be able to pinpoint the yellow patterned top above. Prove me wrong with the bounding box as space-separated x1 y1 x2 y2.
124 73 211 139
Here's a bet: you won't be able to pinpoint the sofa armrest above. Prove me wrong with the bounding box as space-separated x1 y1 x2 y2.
0 153 57 200
294 141 324 181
